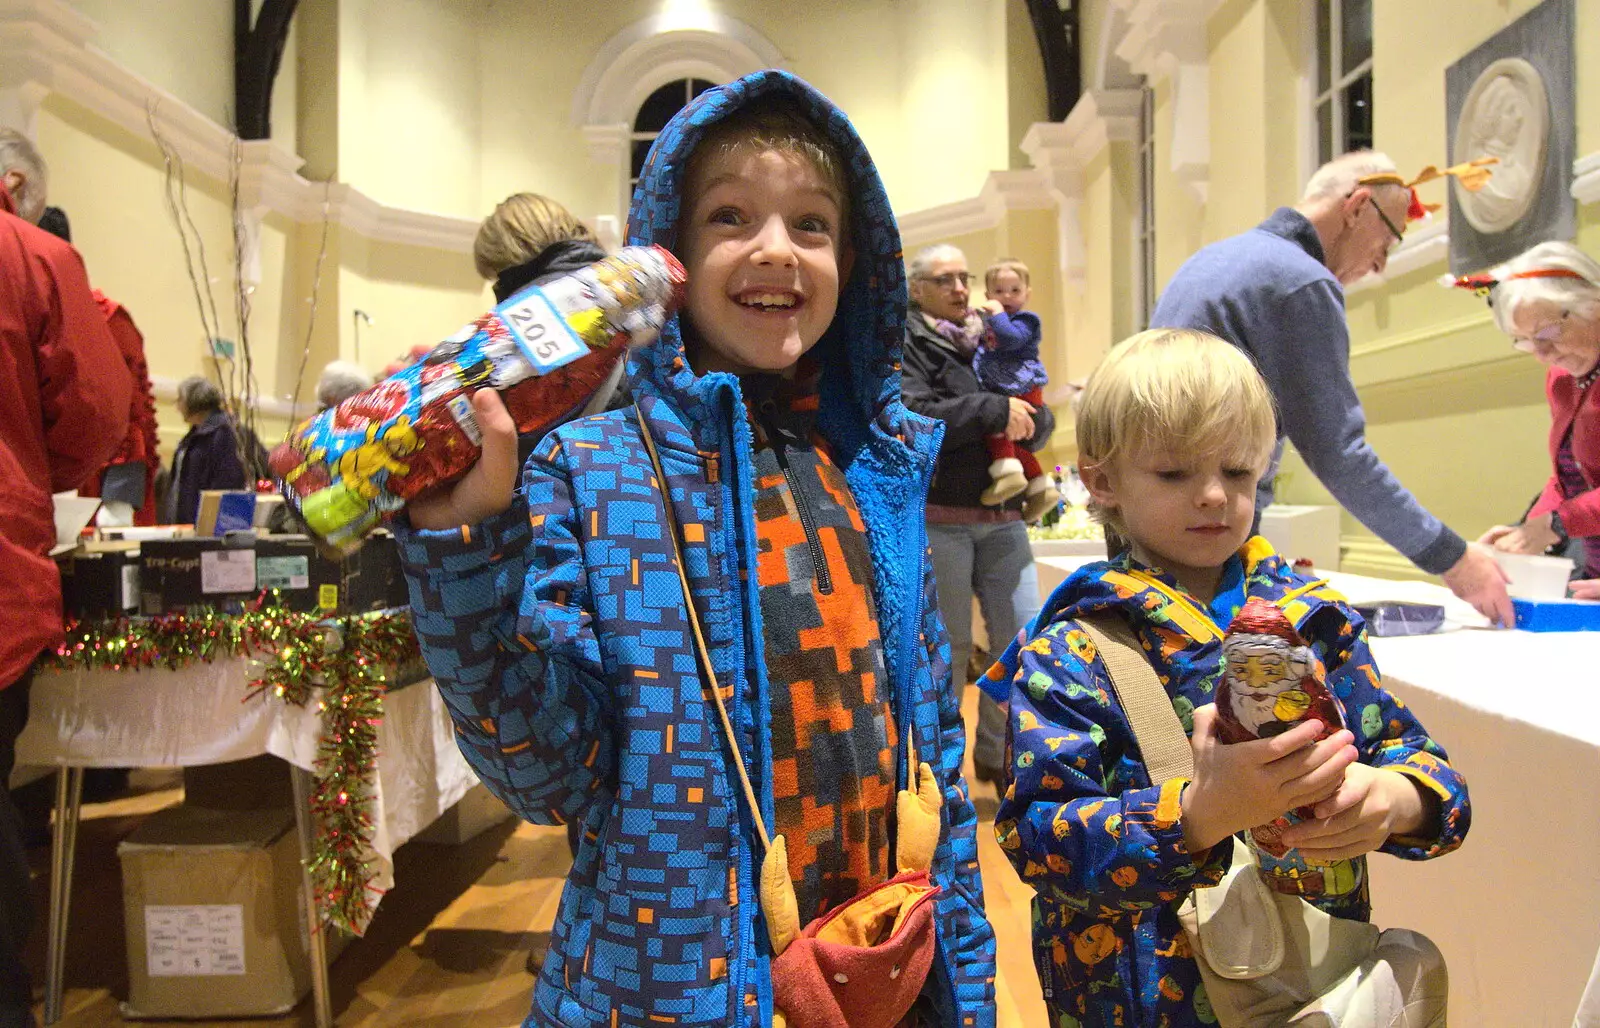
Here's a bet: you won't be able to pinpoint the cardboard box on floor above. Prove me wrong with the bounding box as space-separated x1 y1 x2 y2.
118 805 348 1018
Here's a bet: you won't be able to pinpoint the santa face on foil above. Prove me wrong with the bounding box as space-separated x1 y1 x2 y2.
1219 631 1315 737
1215 597 1344 745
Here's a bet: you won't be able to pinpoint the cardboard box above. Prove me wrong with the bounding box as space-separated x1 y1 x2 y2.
197 491 258 537
139 534 408 615
1259 503 1343 574
58 544 140 618
254 534 409 615
414 783 514 846
139 538 258 615
119 806 313 1018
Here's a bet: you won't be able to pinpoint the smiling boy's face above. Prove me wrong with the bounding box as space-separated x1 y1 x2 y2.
677 146 848 376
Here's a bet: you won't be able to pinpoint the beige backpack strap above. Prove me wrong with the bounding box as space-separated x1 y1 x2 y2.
1075 614 1195 784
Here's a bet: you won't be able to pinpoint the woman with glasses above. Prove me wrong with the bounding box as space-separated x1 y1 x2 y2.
1472 241 1600 593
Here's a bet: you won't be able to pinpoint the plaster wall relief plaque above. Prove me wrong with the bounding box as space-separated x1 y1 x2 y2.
1445 0 1574 274
1454 59 1548 235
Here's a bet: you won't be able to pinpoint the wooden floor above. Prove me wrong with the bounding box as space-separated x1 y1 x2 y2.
23 685 1046 1027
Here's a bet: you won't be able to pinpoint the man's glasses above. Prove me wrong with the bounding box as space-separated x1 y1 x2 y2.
1368 196 1406 246
1511 311 1568 353
918 272 972 290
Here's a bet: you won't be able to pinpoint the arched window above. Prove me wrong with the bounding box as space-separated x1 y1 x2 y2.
572 15 785 224
630 78 717 195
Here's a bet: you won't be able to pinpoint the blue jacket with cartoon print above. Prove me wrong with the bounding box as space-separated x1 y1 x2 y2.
396 71 996 1028
986 538 1469 1028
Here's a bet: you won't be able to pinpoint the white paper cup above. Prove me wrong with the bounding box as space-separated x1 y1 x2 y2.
1493 551 1575 600
52 492 101 549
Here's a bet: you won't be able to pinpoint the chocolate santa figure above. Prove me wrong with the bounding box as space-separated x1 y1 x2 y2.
1217 597 1346 855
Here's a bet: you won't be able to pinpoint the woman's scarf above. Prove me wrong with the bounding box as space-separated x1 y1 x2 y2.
928 311 984 358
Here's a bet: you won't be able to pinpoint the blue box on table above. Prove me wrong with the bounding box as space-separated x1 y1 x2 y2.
1512 597 1600 632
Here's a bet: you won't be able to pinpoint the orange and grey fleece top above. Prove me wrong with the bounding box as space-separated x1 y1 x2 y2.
746 372 899 925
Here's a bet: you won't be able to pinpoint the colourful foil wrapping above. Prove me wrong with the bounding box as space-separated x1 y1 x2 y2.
270 245 686 552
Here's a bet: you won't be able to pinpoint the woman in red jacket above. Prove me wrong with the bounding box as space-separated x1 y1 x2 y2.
1475 241 1600 593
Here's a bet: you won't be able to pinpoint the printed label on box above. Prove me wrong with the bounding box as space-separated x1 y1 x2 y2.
494 289 586 373
256 555 310 590
145 904 246 976
200 550 256 594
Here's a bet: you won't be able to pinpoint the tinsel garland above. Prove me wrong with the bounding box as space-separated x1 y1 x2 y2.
48 604 419 935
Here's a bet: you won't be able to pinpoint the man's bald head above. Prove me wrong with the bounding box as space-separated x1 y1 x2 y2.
0 128 48 224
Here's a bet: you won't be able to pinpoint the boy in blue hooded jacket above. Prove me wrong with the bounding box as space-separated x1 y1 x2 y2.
396 72 996 1028
985 329 1469 1027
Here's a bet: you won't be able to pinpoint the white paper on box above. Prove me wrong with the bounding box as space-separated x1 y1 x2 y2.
495 284 586 372
200 549 257 594
145 904 246 976
255 555 310 590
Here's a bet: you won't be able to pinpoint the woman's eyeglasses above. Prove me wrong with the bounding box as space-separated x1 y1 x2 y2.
1511 311 1569 353
918 272 972 290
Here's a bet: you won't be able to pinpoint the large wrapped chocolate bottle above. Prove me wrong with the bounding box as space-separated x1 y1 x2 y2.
270 246 685 552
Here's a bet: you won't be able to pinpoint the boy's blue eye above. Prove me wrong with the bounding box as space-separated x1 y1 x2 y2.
797 214 831 234
708 207 743 226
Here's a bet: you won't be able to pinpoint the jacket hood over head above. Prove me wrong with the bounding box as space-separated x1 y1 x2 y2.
625 70 914 460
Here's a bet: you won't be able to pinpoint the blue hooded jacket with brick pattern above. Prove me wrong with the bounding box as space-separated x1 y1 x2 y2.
396 70 997 1028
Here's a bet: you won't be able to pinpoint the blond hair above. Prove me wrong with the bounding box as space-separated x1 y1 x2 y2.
473 193 595 280
984 258 1030 291
1077 329 1277 528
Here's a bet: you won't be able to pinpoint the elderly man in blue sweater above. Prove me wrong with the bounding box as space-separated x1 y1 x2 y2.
1152 150 1514 627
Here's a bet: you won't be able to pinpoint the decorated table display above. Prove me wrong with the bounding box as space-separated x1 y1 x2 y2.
46 599 418 935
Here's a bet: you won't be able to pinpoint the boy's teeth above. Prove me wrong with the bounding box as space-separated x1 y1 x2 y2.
742 293 795 308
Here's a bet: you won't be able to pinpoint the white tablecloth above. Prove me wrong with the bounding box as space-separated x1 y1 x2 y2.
1034 556 1600 1026
14 661 478 899
1321 572 1599 1028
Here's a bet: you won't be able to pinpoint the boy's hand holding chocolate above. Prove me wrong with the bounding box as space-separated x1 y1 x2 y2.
1275 762 1436 861
1180 704 1357 855
407 389 519 531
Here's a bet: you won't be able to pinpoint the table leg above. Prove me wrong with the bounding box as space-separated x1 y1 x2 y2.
43 766 83 1026
289 766 333 1028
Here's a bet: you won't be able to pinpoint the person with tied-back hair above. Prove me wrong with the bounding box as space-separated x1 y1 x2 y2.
474 193 631 449
163 375 248 525
1468 241 1600 598
1 125 131 1028
1152 149 1515 627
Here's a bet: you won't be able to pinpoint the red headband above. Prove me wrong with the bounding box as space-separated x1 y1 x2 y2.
1451 267 1587 299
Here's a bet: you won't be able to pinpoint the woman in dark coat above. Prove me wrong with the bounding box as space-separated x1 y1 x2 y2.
163 375 246 525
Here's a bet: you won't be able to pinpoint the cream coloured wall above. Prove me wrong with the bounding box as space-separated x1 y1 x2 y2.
345 0 484 218
475 0 1019 228
33 93 274 455
1005 0 1049 170
63 0 234 127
